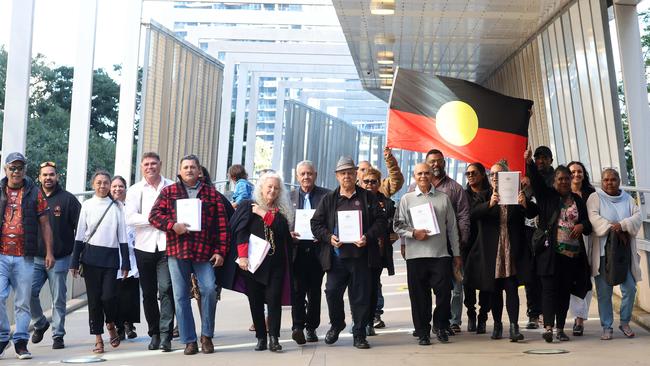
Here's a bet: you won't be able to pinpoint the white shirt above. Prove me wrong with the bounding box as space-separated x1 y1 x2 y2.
75 196 128 248
125 176 173 253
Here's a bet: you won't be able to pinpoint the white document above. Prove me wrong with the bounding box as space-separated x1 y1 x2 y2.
294 209 316 241
409 202 440 236
337 210 363 243
235 233 271 273
176 198 202 231
497 171 520 205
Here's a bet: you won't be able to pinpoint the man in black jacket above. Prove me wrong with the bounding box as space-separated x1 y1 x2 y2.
30 162 81 350
289 160 331 345
311 156 387 349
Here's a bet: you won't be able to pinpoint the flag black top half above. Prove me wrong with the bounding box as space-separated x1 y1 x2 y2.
387 68 534 172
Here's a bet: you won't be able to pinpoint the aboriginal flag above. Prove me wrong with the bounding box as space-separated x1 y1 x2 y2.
387 68 533 172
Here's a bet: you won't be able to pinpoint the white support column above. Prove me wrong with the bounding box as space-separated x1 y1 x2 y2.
113 0 143 186
66 0 98 194
245 73 260 176
1 0 35 172
215 56 235 181
271 81 286 171
231 64 249 165
614 3 650 221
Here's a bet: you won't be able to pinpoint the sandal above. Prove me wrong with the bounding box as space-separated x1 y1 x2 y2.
107 323 121 348
619 324 635 338
93 341 105 354
601 328 613 340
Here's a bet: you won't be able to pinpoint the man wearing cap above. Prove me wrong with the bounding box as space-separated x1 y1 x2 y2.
530 146 554 188
0 152 55 359
289 160 330 344
30 161 81 350
311 156 386 349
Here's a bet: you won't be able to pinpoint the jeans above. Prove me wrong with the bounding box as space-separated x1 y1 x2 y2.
0 255 35 342
135 249 174 338
168 257 217 344
450 274 463 326
594 256 637 330
31 255 69 338
375 275 384 317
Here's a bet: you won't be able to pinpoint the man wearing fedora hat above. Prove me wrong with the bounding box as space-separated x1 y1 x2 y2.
0 152 55 359
311 156 387 349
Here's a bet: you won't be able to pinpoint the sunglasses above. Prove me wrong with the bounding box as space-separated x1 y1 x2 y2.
362 179 379 185
464 171 478 177
40 161 57 168
7 165 25 172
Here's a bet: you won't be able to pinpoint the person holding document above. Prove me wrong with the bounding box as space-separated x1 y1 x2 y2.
394 163 461 346
227 172 294 352
289 161 330 344
464 161 536 342
148 155 230 355
311 156 386 349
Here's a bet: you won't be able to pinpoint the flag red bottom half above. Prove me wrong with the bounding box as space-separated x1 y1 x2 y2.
387 109 528 173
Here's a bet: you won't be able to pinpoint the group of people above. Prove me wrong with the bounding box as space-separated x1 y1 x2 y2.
0 142 643 359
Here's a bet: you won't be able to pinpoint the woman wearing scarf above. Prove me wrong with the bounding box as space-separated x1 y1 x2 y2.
586 168 642 340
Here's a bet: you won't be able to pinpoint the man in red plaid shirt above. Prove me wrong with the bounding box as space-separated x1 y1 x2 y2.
149 155 230 356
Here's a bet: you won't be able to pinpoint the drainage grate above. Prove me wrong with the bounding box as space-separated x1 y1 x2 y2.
523 349 570 355
61 356 106 363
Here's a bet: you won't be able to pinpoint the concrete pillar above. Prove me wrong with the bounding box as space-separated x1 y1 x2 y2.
245 73 260 176
231 64 249 165
1 0 35 174
114 0 143 186
271 81 286 171
614 3 650 221
66 0 98 194
215 56 235 181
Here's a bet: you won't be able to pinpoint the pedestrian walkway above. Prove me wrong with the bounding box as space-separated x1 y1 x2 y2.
7 254 648 365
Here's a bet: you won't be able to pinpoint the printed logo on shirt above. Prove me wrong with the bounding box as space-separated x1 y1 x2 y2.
354 200 360 207
53 205 62 217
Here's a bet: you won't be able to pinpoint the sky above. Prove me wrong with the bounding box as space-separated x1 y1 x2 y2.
0 0 649 81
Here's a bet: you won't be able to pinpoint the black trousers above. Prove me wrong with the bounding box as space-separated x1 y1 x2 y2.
464 286 491 322
242 267 284 338
540 253 579 329
325 255 371 337
116 277 141 326
491 276 519 324
84 264 119 335
291 248 324 331
524 226 542 318
135 248 175 338
406 257 453 337
367 267 383 326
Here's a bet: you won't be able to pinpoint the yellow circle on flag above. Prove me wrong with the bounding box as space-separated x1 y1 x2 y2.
435 101 479 146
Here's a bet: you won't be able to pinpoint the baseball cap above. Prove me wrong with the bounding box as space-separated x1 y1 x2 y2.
5 152 26 165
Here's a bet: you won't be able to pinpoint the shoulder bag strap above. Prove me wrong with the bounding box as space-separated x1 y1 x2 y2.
86 199 115 243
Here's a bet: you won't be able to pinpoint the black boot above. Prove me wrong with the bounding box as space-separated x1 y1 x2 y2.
255 337 267 351
269 336 282 352
467 314 477 332
509 324 524 342
491 322 503 340
476 318 487 334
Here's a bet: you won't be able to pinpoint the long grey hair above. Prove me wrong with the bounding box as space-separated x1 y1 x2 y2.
253 171 293 224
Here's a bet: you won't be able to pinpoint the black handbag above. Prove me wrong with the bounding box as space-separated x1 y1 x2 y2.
532 209 559 255
604 230 631 286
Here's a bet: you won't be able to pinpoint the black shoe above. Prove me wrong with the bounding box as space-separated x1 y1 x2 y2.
353 336 370 349
324 324 345 345
31 322 50 344
366 325 376 336
450 324 461 334
509 324 524 342
543 328 554 343
292 329 306 345
255 337 267 351
527 316 539 329
117 327 126 341
467 316 477 332
373 316 385 329
269 336 282 352
436 329 449 343
556 330 570 342
445 326 456 336
412 330 418 337
572 321 584 336
0 340 9 357
418 336 431 346
148 334 161 350
14 340 32 360
476 319 487 334
125 323 137 339
183 342 198 355
52 336 65 349
306 329 318 342
160 336 172 352
491 322 503 340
